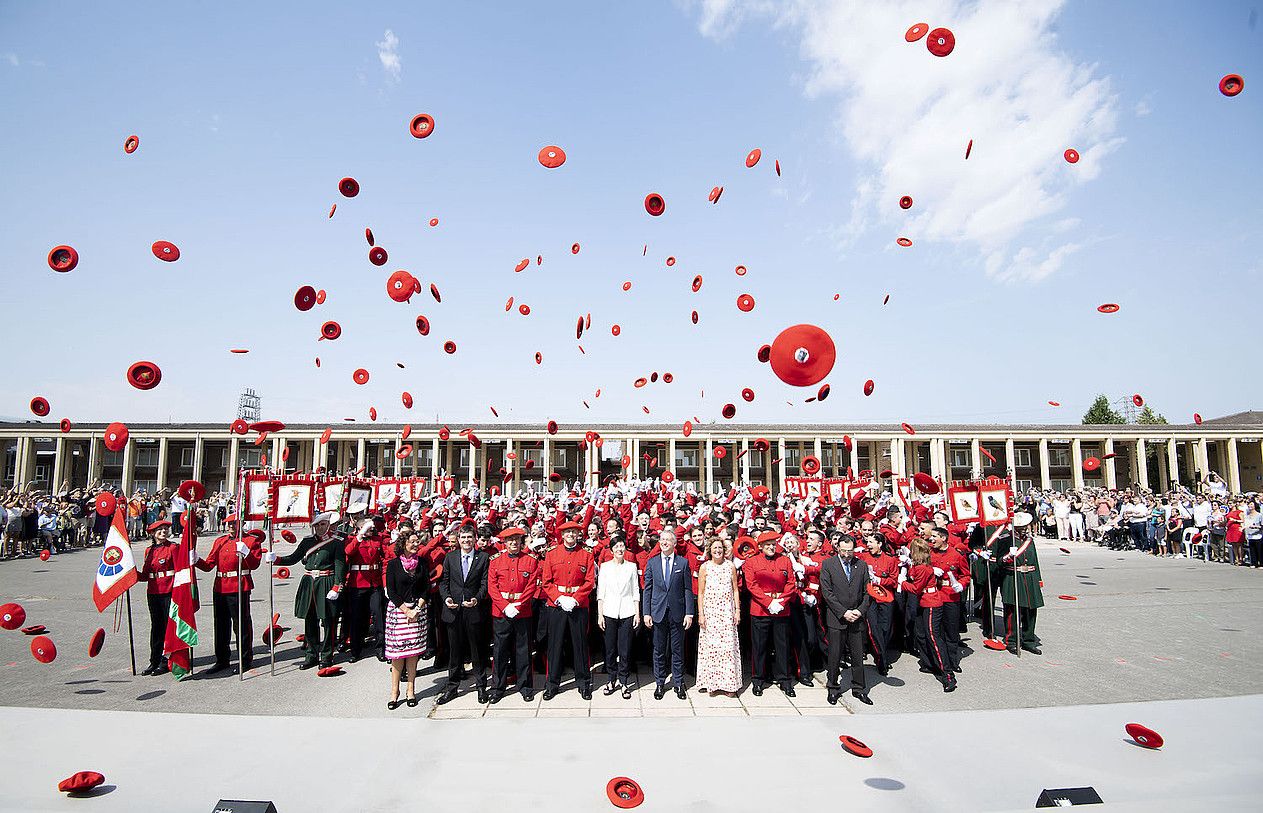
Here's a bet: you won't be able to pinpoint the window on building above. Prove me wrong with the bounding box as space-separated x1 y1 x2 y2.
554 448 567 468
458 448 470 469
523 448 542 466
1016 479 1034 492
786 447 801 467
950 449 971 468
221 448 230 467
1051 478 1071 492
180 447 195 467
104 450 124 468
1015 448 1032 468
675 449 698 468
1049 447 1071 468
135 447 159 468
35 465 48 483
417 447 433 469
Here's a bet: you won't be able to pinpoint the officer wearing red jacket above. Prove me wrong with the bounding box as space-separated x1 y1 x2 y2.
743 531 797 697
195 527 264 675
856 527 898 675
929 526 970 673
343 519 387 662
900 539 956 692
487 527 540 703
541 521 596 700
138 520 177 675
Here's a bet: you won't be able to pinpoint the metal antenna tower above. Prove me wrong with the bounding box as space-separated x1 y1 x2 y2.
237 388 261 422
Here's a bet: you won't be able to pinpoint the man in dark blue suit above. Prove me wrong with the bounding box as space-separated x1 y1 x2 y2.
642 529 695 699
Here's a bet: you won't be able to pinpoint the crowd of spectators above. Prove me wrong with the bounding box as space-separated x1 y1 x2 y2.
0 483 233 560
1020 473 1263 567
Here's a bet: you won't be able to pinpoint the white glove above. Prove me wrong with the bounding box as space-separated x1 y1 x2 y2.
263 551 277 564
734 558 744 569
951 581 965 594
869 570 880 585
932 567 944 577
898 566 908 583
326 589 340 601
503 602 520 619
236 541 251 558
976 549 992 561
767 599 784 615
803 593 817 607
556 596 577 612
1006 546 1018 560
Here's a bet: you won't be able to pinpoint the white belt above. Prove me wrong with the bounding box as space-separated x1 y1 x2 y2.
502 592 523 600
557 585 581 594
924 586 937 593
217 570 241 579
150 570 174 578
350 565 379 572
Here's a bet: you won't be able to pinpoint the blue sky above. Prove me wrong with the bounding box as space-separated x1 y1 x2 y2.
1 1 1259 429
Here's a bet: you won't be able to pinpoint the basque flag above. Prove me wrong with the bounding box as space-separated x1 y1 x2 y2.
163 509 200 680
91 510 139 612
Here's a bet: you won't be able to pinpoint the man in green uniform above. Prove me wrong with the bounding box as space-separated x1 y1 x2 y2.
990 511 1043 655
268 511 346 670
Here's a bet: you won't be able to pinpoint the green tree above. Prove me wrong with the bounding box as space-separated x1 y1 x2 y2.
1082 394 1125 425
1135 405 1168 425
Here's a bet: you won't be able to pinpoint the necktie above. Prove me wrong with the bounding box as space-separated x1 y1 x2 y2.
462 553 470 580
842 559 851 580
664 556 671 585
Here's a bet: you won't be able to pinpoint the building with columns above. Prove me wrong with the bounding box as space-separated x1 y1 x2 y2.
3 412 1261 497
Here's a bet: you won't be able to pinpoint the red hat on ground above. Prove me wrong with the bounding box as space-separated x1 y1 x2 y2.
606 776 645 809
538 145 566 168
1125 723 1163 749
22 624 47 635
410 113 435 138
58 771 105 794
839 735 873 758
31 635 57 663
88 628 105 658
126 361 162 391
47 245 79 272
30 397 49 417
982 638 1006 651
275 567 290 579
0 603 25 630
151 240 180 262
769 324 836 387
317 665 344 677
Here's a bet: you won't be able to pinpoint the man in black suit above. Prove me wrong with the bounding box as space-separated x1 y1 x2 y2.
819 535 872 705
437 525 490 705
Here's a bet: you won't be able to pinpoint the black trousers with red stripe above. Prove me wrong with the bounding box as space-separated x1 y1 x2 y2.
545 605 591 691
750 615 790 688
864 600 893 670
1003 604 1038 649
941 600 963 670
917 604 952 687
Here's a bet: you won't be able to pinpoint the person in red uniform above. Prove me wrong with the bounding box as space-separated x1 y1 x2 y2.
343 518 387 662
928 526 970 673
138 519 177 675
195 527 264 675
782 533 817 686
488 527 540 703
541 521 596 700
744 531 797 697
856 527 898 676
900 538 956 692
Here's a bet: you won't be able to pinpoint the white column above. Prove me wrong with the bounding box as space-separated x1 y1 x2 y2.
929 438 945 479
430 438 440 482
888 437 902 477
393 433 403 476
1104 437 1117 489
312 437 324 474
1195 437 1209 484
87 434 100 486
1070 438 1084 489
1135 438 1150 491
1227 438 1241 494
156 437 169 490
192 435 204 484
121 437 135 494
704 439 714 494
1167 439 1180 487
777 437 787 494
970 438 981 479
668 438 677 481
741 438 751 485
356 438 367 474
466 440 476 489
51 437 65 494
272 435 285 474
541 438 552 486
1038 439 1051 489
813 437 823 467
1004 438 1016 479
507 439 519 494
630 439 640 479
227 437 240 491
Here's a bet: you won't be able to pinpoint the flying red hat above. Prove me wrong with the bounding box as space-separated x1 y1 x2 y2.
31 635 57 664
320 320 342 340
905 22 928 42
88 628 105 658
1125 723 1163 749
47 244 79 272
443 340 457 354
124 134 140 153
801 455 821 475
1083 457 1101 472
838 735 872 758
410 113 435 138
250 420 285 433
660 471 675 483
745 148 762 168
387 270 418 303
736 293 756 312
95 491 117 517
644 193 666 216
353 368 370 385
439 426 450 440
369 246 388 266
126 361 162 391
339 177 359 197
178 480 206 502
913 472 939 494
925 27 954 56
30 396 49 417
538 145 566 168
151 240 180 262
0 603 26 630
1219 74 1244 97
769 324 836 387
899 195 913 209
1064 148 1080 164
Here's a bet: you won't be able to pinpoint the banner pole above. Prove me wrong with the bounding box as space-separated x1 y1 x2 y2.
235 469 246 680
124 590 137 676
266 492 276 677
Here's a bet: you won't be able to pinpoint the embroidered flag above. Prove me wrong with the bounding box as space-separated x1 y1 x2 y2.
163 509 199 680
91 509 139 612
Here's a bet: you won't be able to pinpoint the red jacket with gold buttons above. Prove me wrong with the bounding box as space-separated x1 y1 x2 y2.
195 534 263 594
139 542 178 595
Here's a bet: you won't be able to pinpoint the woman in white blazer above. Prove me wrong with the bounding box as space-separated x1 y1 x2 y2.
597 537 641 699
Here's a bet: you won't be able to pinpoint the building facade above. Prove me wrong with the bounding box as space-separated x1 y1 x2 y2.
2 413 1261 497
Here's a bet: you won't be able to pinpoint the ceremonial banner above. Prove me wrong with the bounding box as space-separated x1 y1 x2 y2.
784 476 821 499
894 477 913 511
977 477 1014 527
318 478 345 514
410 477 429 500
822 478 849 505
433 476 455 498
270 477 315 524
163 511 199 680
243 473 271 521
91 510 139 611
947 482 982 524
373 480 400 507
345 479 373 514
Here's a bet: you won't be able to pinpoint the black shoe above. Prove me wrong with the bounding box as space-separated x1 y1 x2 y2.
521 690 535 703
622 686 634 700
674 686 687 700
152 664 169 676
827 690 840 705
489 690 503 704
406 696 419 707
348 654 361 663
202 663 229 676
953 666 962 673
852 689 873 706
376 654 388 663
878 665 890 677
943 678 957 693
436 687 459 705
477 688 490 704
579 686 593 701
918 666 935 674
654 684 666 700
298 659 318 670
752 683 764 697
141 666 156 676
387 699 402 710
1022 644 1042 655
798 677 814 687
542 688 556 701
781 684 796 698
603 682 621 696
1006 646 1020 655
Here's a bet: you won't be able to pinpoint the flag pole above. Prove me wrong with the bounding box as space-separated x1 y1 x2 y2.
235 468 247 681
124 589 137 676
266 483 276 677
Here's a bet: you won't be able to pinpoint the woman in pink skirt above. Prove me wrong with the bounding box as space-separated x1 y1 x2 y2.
385 530 430 709
696 538 742 695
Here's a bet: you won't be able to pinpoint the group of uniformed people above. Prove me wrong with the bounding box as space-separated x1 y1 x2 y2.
135 479 1045 702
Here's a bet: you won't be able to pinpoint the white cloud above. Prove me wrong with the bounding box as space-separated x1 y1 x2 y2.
695 0 1121 283
1134 95 1152 117
3 53 18 67
376 29 401 82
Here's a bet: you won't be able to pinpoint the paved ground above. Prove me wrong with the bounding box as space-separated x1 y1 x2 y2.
2 538 1261 718
2 696 1260 811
